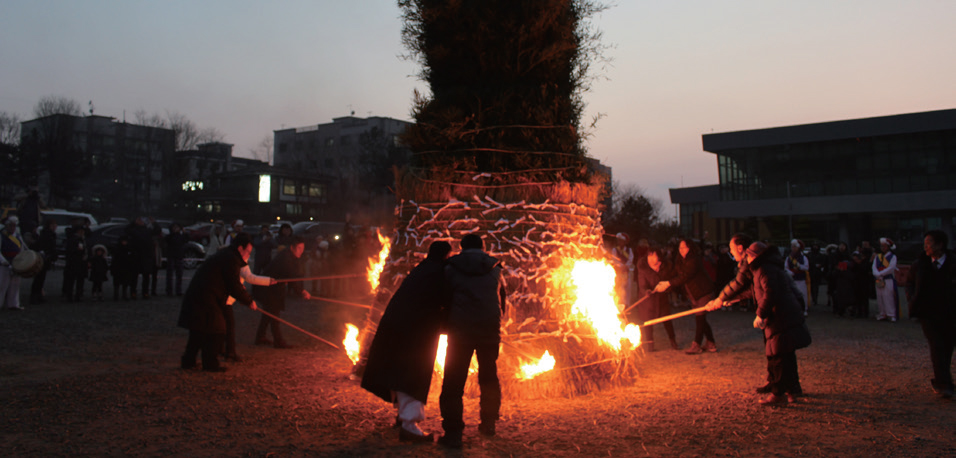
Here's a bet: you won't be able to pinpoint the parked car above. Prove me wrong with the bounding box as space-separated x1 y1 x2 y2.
86 222 206 269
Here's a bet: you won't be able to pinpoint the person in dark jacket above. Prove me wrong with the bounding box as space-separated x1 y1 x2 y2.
111 235 135 301
635 246 679 351
178 232 258 372
710 233 756 308
850 251 871 318
253 236 311 349
62 225 88 302
361 241 452 443
908 230 956 399
438 234 507 449
716 242 811 405
655 238 717 354
29 218 58 304
830 258 856 317
253 224 277 275
88 245 109 301
165 222 190 296
126 217 159 299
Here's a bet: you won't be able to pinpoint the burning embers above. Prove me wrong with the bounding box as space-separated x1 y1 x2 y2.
366 229 391 292
345 243 640 383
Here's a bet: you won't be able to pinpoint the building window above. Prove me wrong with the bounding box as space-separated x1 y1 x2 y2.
308 183 325 198
325 137 334 147
283 179 297 196
286 203 302 215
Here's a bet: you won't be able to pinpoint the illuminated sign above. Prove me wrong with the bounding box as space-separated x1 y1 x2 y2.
182 181 204 191
259 175 271 202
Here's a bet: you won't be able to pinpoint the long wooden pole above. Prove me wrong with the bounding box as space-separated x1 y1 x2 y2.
641 305 710 327
274 273 365 283
256 308 339 349
621 293 654 315
308 296 373 310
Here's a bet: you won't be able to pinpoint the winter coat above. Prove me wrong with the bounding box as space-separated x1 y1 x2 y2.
63 234 88 279
361 257 449 404
717 257 755 303
165 231 190 260
908 250 956 322
635 256 670 323
126 222 159 274
89 255 109 283
252 248 304 312
110 242 136 284
177 247 254 335
444 249 507 338
36 227 58 266
667 251 714 301
749 249 812 356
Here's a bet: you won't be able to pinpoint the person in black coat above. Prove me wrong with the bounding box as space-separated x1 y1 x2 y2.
726 242 811 405
178 233 258 372
655 238 717 354
253 236 310 348
361 241 452 443
908 230 956 399
29 219 58 304
165 222 190 296
635 246 678 351
126 217 159 299
830 259 856 317
62 225 88 302
439 234 506 448
111 235 136 301
88 245 109 301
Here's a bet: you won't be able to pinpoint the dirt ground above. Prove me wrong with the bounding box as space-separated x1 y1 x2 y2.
1 269 955 457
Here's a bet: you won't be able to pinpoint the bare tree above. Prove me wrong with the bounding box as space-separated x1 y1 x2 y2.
33 95 82 118
133 110 224 151
0 111 21 146
247 135 273 164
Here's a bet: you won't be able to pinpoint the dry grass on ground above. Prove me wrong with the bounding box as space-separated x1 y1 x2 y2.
1 277 954 457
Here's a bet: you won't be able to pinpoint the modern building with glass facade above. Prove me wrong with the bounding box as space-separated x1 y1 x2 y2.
670 108 956 260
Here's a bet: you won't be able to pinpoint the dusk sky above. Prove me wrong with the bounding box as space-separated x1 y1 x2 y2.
2 1 954 214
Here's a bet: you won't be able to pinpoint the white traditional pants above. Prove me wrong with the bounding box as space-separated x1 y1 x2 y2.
793 279 808 313
0 266 21 309
395 391 425 435
875 277 897 320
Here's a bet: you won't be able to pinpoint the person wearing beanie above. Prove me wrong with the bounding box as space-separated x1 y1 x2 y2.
872 237 899 322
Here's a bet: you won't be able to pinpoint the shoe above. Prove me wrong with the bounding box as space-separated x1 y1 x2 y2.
684 342 702 355
202 367 227 372
224 354 243 363
889 317 897 322
398 428 434 443
875 315 886 321
255 338 273 346
669 338 680 350
786 393 798 403
701 341 717 353
478 422 496 437
755 383 773 394
274 343 295 349
758 393 788 405
437 434 463 449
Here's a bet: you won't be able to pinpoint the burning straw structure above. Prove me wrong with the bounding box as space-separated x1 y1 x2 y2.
354 0 639 397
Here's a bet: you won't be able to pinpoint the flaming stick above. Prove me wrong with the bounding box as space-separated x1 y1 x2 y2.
308 296 372 309
255 308 339 349
274 273 365 283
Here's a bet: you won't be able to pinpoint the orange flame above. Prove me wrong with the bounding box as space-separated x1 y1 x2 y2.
367 229 391 292
567 259 640 350
519 350 556 380
344 323 361 364
434 334 448 375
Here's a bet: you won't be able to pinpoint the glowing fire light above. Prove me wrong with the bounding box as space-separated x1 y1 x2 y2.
367 229 391 292
567 260 641 350
344 323 361 364
519 350 556 380
434 334 448 374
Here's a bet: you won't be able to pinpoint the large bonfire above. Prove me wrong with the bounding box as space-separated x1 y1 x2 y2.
351 0 640 397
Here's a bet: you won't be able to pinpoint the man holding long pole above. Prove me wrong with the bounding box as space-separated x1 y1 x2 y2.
253 236 311 349
178 232 258 372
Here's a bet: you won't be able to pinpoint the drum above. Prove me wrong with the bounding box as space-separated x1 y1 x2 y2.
12 249 44 278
